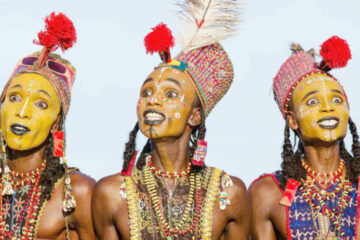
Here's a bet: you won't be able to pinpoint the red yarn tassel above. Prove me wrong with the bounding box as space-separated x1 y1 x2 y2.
121 151 138 176
320 36 351 70
279 179 300 207
144 23 175 63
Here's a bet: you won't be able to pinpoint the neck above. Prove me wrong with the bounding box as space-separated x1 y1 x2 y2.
303 141 341 174
151 127 192 173
7 143 46 173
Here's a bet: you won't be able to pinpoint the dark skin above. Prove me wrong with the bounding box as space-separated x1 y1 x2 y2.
92 68 250 239
6 142 96 240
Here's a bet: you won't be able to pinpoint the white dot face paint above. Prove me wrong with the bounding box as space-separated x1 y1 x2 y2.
175 112 181 119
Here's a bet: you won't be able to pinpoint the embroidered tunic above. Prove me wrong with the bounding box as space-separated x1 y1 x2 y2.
124 166 226 240
268 171 359 240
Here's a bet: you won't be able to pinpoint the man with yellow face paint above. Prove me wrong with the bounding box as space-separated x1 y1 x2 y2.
92 1 250 239
0 12 95 239
249 37 360 239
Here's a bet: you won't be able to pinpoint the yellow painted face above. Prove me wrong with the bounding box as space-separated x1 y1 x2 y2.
291 73 349 143
137 67 199 139
1 73 61 150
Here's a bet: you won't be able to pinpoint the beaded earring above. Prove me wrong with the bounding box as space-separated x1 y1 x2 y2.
192 139 207 166
53 129 76 213
0 129 13 195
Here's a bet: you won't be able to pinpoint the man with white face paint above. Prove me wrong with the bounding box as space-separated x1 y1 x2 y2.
250 37 360 239
92 0 250 239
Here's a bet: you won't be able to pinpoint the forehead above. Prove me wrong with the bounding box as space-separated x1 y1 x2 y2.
293 73 345 98
10 73 55 91
146 67 193 86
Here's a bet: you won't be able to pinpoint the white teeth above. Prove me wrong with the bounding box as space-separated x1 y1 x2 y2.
318 119 338 127
145 112 164 121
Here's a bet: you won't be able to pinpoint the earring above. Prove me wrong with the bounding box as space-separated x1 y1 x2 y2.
192 139 207 166
53 131 64 157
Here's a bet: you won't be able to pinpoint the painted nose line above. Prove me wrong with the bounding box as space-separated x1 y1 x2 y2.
19 98 30 118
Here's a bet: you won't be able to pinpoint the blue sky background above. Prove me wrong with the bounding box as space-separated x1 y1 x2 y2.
0 0 359 186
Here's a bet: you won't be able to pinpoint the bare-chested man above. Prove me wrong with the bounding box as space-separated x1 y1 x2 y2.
92 1 249 238
0 12 95 239
250 37 360 239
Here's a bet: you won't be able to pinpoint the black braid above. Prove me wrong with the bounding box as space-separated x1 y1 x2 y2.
348 118 360 183
136 139 151 170
280 123 306 189
40 135 65 200
122 122 139 173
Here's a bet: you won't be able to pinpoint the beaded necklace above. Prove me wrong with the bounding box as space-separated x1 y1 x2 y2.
300 160 351 239
0 161 45 239
146 156 192 179
143 160 202 239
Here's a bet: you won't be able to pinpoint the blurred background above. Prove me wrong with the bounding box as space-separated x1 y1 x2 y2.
0 0 359 186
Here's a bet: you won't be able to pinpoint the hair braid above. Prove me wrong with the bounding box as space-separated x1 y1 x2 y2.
122 122 139 172
280 124 306 189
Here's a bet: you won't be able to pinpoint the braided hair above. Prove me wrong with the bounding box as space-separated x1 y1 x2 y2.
280 117 360 189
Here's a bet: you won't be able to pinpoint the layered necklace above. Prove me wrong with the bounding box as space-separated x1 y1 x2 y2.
144 156 202 239
300 159 351 239
0 161 46 239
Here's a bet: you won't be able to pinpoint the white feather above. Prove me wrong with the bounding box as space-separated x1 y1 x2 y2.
177 0 241 53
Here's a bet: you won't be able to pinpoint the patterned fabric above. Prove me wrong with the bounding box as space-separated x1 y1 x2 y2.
271 171 358 240
1 184 45 238
0 52 75 116
272 51 324 118
176 43 234 117
125 166 224 239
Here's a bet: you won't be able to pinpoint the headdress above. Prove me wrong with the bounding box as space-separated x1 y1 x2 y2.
0 12 77 213
144 0 241 118
273 36 352 118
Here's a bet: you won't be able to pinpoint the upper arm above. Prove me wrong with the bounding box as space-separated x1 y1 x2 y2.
69 171 96 240
248 176 278 240
224 176 250 240
92 175 122 240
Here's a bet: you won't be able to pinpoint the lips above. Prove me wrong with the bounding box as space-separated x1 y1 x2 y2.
317 117 339 130
143 109 165 125
10 123 30 136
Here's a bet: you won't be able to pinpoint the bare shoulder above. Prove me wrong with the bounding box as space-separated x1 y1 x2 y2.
93 173 126 210
228 175 247 197
248 174 283 211
69 170 96 197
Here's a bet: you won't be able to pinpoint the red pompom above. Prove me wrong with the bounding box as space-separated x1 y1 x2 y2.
34 12 77 52
320 36 351 69
144 23 175 55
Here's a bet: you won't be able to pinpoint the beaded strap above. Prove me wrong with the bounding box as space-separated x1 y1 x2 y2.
125 176 141 240
201 168 222 240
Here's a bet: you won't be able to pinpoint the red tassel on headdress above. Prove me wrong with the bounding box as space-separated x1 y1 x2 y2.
144 23 175 63
319 36 351 70
121 151 138 176
53 131 64 157
33 12 77 69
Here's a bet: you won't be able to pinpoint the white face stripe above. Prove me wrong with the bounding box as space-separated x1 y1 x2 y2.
19 98 30 118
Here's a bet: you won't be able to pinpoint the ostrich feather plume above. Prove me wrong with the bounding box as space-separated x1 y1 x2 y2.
177 0 241 53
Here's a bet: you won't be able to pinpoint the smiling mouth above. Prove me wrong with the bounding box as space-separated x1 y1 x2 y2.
10 124 30 136
143 110 165 125
317 117 339 130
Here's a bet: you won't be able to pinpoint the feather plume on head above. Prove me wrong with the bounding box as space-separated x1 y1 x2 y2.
177 0 241 53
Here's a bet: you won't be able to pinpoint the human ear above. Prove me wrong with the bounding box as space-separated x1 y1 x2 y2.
188 107 201 127
287 111 299 131
50 114 62 133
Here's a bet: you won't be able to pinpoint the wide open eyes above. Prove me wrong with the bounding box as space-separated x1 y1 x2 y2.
9 94 21 103
35 101 48 110
165 90 178 99
332 96 343 104
306 98 319 106
142 89 152 98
